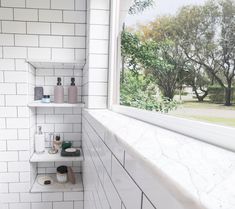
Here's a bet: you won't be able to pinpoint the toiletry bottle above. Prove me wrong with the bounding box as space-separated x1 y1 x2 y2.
35 126 45 153
68 77 77 104
54 77 64 103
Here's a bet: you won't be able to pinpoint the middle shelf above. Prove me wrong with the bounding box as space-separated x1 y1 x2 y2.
30 148 83 163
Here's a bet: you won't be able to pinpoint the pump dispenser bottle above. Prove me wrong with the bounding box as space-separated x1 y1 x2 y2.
54 77 64 103
68 77 77 104
35 126 45 153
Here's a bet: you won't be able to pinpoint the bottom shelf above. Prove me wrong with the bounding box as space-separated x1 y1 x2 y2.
31 173 83 193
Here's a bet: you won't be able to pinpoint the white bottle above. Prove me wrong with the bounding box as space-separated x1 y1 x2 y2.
35 126 45 153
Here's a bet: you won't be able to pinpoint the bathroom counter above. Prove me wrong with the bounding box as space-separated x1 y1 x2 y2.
84 109 235 209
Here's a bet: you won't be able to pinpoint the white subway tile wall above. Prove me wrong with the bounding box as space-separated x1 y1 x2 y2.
82 110 159 209
0 0 86 208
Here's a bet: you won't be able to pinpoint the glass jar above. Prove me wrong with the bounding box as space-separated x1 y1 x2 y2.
42 95 50 103
56 166 68 183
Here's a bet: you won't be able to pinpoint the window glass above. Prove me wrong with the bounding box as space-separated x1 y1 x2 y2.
119 0 235 128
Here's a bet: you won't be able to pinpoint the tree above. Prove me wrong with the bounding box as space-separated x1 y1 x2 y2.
120 70 177 112
177 0 235 106
128 0 154 15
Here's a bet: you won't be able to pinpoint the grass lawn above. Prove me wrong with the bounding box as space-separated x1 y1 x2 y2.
169 101 235 128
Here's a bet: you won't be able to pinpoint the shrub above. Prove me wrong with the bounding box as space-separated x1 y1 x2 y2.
208 86 235 103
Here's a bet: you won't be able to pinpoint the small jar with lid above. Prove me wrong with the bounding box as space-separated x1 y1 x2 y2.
56 166 68 183
42 95 50 103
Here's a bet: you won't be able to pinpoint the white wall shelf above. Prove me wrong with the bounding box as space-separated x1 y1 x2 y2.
31 173 83 193
30 148 83 163
26 59 86 69
28 101 85 108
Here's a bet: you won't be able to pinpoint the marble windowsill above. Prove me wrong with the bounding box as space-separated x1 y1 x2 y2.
85 109 235 209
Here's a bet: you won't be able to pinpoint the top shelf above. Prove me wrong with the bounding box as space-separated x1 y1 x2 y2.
28 101 85 108
26 59 86 69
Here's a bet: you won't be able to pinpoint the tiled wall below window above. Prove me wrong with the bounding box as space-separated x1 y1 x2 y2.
82 110 185 209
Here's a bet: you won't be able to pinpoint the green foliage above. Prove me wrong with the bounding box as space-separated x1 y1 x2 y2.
128 0 154 15
120 70 178 113
208 86 235 103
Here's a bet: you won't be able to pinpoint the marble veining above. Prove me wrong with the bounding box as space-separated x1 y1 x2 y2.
85 109 235 209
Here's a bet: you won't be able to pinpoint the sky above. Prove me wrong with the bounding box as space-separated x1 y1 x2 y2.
125 0 207 27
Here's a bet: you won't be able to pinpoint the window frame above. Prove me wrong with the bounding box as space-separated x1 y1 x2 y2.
108 0 235 152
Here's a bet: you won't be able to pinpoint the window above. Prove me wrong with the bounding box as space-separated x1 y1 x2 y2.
109 0 235 151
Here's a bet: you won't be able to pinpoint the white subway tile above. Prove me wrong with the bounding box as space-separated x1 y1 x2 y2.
15 35 38 47
1 0 25 7
0 34 14 46
0 183 8 193
88 83 107 96
15 59 27 71
0 71 3 82
0 107 17 117
51 23 75 35
4 72 28 83
9 203 30 209
17 83 28 95
18 129 30 139
53 202 73 209
20 193 41 202
90 25 109 40
63 37 86 48
90 0 110 10
63 11 86 23
19 151 30 161
0 162 7 172
0 141 6 151
51 0 75 10
32 202 52 209
52 48 75 60
27 22 50 35
36 68 54 76
90 10 110 25
0 96 4 107
26 0 50 9
75 24 86 36
54 69 73 76
0 172 19 182
74 201 83 209
87 96 107 108
0 194 19 203
75 49 86 60
9 182 30 192
64 192 83 201
89 69 108 82
64 115 81 123
0 59 15 71
14 9 38 21
0 118 6 128
55 107 73 115
39 36 62 47
75 0 86 10
39 10 62 22
55 124 73 132
6 118 29 128
0 130 17 140
2 21 26 34
0 83 16 94
7 140 29 151
45 115 63 123
0 8 13 20
42 192 63 201
142 195 156 209
89 54 108 68
8 162 30 172
3 47 27 59
90 40 108 54
28 48 51 60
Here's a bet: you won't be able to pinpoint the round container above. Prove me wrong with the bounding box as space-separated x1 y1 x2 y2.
56 166 68 183
42 95 50 103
